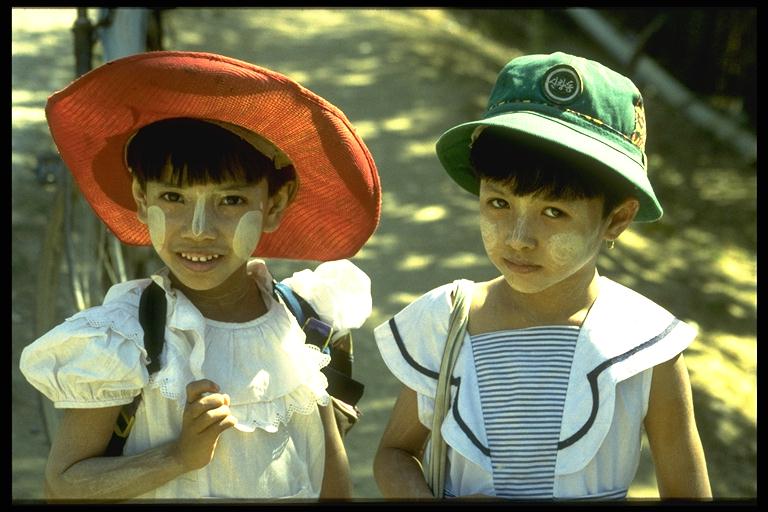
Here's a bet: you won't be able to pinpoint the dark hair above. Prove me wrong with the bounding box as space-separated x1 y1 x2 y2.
126 118 296 197
469 129 635 218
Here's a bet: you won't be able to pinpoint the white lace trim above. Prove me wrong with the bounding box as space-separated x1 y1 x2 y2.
66 302 141 337
230 385 332 433
73 307 148 364
146 337 331 432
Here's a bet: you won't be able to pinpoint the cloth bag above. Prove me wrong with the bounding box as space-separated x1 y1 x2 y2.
427 280 473 498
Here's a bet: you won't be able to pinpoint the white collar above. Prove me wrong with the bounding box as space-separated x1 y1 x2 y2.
554 276 696 474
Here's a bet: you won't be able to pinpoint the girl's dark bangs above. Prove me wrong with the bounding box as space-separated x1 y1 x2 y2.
165 152 252 187
469 128 611 200
127 118 274 187
479 154 598 200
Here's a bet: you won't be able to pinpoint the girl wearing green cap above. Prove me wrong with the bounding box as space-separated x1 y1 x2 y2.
372 52 710 500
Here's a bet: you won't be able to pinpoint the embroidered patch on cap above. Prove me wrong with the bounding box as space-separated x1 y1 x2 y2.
541 64 582 105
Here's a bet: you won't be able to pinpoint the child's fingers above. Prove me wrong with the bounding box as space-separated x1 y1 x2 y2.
174 407 237 471
194 415 238 455
189 392 230 410
185 379 220 404
188 403 236 433
184 393 231 420
207 412 238 435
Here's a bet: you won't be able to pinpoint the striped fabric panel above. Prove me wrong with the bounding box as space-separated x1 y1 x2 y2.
471 326 580 499
445 488 627 501
564 488 628 500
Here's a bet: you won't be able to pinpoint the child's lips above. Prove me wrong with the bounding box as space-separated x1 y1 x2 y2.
503 258 542 274
176 251 224 272
178 251 222 262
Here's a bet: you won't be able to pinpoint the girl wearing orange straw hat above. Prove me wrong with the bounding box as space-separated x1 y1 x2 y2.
21 51 381 500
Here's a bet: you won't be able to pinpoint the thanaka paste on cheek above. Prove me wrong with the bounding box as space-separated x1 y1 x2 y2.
146 206 166 253
480 217 500 248
548 233 587 266
233 210 264 259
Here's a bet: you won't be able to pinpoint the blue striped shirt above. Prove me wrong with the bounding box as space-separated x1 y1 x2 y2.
471 326 580 499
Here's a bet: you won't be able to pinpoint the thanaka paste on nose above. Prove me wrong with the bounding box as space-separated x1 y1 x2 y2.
508 216 527 243
192 194 206 236
147 205 166 252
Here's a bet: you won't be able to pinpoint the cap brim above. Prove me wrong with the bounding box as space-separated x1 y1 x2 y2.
435 110 662 222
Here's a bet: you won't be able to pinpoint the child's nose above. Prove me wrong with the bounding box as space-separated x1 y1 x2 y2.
505 216 536 250
185 196 216 239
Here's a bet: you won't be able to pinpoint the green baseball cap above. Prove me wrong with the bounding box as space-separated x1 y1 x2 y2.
435 52 662 222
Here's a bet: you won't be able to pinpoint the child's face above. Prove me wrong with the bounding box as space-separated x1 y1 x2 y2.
478 179 617 295
131 167 290 291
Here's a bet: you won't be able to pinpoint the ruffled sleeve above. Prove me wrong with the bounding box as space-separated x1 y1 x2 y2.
279 259 372 330
373 281 492 472
19 299 149 408
373 282 454 402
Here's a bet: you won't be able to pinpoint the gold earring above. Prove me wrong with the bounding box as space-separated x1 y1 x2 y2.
607 240 615 250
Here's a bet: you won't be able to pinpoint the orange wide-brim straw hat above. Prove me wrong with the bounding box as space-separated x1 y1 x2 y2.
45 51 381 261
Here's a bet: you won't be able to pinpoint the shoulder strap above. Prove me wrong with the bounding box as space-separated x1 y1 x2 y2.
273 280 365 405
428 280 473 498
273 281 332 349
104 280 166 457
273 281 307 323
139 281 167 373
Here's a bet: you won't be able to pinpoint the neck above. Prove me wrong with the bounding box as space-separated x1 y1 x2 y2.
170 264 267 322
496 266 601 328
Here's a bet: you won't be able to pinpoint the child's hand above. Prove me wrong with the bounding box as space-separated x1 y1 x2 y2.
173 379 237 472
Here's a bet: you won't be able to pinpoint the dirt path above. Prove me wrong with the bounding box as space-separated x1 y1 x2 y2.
12 8 755 500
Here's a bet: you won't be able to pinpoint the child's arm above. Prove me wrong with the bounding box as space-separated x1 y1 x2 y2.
44 379 236 501
318 402 351 499
373 385 433 498
644 352 712 499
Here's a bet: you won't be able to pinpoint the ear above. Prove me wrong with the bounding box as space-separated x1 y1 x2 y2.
263 179 298 233
603 197 639 241
131 177 149 225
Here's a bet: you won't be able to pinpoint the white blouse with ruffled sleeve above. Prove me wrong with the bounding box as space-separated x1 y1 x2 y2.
20 258 371 499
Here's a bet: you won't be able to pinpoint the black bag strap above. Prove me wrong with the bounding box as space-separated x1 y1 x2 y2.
139 281 167 374
104 281 165 456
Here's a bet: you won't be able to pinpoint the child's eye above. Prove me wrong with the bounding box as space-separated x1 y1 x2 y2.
543 207 564 218
221 195 246 206
160 192 182 203
488 198 509 209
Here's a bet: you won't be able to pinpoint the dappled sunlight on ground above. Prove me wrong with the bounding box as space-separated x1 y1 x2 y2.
687 333 756 423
